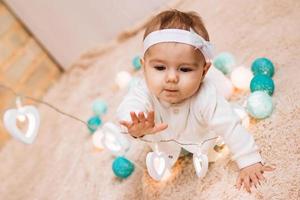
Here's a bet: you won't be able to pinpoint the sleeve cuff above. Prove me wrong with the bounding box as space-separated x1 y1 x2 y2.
235 152 263 169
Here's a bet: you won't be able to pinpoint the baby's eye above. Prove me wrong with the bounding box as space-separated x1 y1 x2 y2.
154 65 166 71
180 67 193 72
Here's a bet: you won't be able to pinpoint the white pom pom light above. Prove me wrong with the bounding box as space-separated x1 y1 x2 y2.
247 91 273 119
230 66 253 90
92 129 104 150
115 71 132 89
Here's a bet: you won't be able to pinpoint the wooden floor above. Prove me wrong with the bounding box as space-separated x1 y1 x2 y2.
0 2 61 148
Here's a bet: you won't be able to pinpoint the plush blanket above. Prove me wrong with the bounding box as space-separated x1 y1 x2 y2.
0 0 299 199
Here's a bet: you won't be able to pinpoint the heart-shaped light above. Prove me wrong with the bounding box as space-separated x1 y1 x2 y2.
3 105 40 144
146 151 170 181
101 122 130 156
193 153 208 178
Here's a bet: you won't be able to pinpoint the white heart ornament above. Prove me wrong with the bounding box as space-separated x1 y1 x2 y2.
146 151 169 181
193 153 208 178
3 106 40 144
101 122 130 156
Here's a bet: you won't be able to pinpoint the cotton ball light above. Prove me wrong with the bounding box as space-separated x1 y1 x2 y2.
251 57 274 77
247 91 273 119
132 55 142 70
230 66 253 90
92 100 108 116
250 74 275 96
115 71 132 89
92 129 104 149
87 116 102 134
213 52 236 74
112 156 135 179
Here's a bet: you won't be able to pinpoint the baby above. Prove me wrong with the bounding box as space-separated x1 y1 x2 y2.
117 9 274 193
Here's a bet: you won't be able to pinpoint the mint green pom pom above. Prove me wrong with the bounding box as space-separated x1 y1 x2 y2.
213 52 235 74
250 74 275 96
132 55 141 70
87 116 102 134
92 100 108 116
251 57 275 77
112 156 134 179
247 91 273 119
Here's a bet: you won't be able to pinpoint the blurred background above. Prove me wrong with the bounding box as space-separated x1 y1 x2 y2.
0 0 173 147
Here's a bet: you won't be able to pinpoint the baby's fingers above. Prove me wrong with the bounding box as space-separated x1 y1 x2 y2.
256 171 266 182
236 176 242 190
150 123 168 134
146 111 155 124
130 112 139 124
243 176 251 193
119 120 131 129
250 174 259 188
138 112 146 123
262 165 276 172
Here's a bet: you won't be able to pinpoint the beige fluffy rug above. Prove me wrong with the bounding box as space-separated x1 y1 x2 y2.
0 0 299 199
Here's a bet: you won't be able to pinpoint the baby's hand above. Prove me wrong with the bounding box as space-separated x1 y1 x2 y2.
119 111 168 138
236 162 275 193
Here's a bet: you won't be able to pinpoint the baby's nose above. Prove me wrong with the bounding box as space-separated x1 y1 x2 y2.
166 70 179 83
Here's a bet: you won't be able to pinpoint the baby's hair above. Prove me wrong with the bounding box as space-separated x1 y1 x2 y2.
143 9 209 41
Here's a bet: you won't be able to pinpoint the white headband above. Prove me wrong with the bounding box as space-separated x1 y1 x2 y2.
143 28 214 62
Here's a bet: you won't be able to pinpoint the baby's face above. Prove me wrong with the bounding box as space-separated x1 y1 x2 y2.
142 42 210 104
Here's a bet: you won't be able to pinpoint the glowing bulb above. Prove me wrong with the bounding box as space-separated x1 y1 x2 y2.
92 129 104 150
17 114 26 122
161 169 172 181
230 66 253 90
193 153 208 178
115 71 132 89
154 156 165 175
215 136 225 146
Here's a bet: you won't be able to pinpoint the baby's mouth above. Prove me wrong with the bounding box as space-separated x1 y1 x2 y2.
164 89 178 92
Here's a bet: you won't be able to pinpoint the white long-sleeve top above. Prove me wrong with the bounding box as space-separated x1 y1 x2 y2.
116 77 262 169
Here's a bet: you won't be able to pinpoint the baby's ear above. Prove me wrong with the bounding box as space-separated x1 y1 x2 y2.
140 57 145 69
202 62 211 77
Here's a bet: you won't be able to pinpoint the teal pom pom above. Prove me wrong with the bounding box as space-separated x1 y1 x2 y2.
87 116 102 134
250 74 275 96
251 57 275 77
132 55 141 70
213 52 235 74
247 91 273 119
112 156 134 179
92 100 108 116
